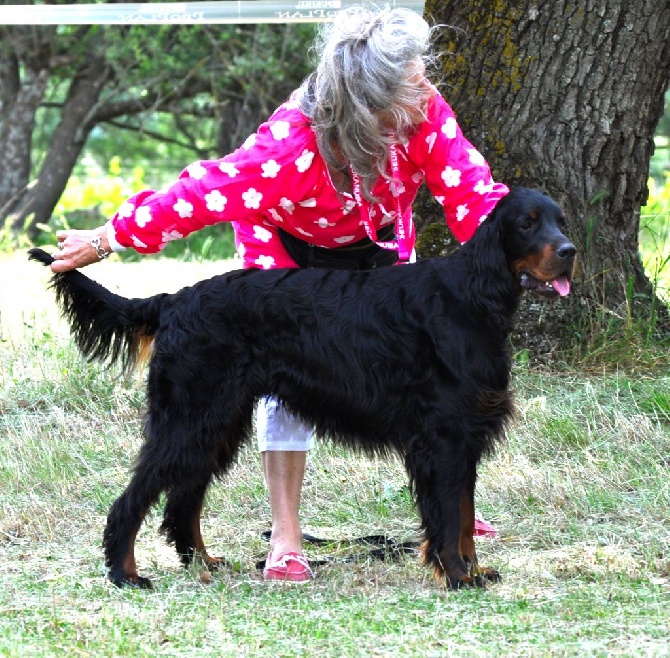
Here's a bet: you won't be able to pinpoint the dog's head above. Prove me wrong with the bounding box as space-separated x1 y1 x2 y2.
495 188 576 298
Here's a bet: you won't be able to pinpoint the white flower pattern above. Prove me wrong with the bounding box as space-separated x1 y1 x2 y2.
442 116 458 139
342 199 356 214
441 166 462 188
135 207 152 227
186 162 207 180
267 208 284 223
131 234 148 248
242 188 263 210
205 190 227 212
117 201 134 218
253 225 273 243
380 213 395 226
456 204 469 222
219 162 239 177
162 229 184 243
295 150 315 173
389 180 405 198
262 160 281 178
474 179 493 195
280 198 295 214
173 199 193 219
255 255 276 269
468 149 486 166
270 121 290 140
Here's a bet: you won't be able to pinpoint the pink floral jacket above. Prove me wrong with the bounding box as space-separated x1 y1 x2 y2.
107 91 509 269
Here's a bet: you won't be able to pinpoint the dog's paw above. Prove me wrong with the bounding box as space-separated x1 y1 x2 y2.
201 554 228 571
476 565 501 583
108 569 153 589
461 556 501 587
446 566 500 590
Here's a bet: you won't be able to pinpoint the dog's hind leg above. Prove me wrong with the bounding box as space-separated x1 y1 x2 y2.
160 474 228 570
103 476 161 589
103 427 202 588
160 407 253 574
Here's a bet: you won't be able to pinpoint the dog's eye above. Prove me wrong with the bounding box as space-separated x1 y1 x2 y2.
518 215 535 232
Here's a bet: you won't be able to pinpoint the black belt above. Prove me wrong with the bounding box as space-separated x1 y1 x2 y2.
278 225 399 270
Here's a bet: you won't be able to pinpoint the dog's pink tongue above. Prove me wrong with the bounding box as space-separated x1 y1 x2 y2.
551 276 571 297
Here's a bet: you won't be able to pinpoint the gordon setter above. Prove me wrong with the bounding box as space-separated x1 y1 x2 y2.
29 187 575 589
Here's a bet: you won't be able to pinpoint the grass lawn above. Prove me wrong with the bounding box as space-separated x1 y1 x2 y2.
1 252 669 657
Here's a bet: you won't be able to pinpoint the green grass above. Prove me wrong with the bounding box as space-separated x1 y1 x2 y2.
1 254 670 657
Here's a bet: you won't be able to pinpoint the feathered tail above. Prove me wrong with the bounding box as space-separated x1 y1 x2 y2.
28 248 165 375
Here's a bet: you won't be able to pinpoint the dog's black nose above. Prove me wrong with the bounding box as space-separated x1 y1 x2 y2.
557 243 576 260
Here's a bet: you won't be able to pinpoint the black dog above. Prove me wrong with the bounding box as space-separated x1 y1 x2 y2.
29 187 575 589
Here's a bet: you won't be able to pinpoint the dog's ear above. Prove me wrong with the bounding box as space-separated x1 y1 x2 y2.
461 194 520 327
467 196 514 279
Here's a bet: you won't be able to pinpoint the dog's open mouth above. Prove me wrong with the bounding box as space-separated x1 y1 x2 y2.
518 272 571 298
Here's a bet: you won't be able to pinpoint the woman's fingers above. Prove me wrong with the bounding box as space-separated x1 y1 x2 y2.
50 228 109 272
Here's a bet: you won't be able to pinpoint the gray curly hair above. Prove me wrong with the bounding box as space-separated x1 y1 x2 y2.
296 5 435 201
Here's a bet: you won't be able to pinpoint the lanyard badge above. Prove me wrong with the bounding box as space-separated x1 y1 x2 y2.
349 144 414 263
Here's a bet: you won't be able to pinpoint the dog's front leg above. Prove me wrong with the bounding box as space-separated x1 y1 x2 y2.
459 478 500 586
405 447 473 589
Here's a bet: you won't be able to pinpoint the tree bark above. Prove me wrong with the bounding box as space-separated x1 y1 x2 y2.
0 39 50 220
11 54 113 238
421 0 670 353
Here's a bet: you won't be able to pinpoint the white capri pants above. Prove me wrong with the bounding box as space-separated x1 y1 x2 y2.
257 397 315 452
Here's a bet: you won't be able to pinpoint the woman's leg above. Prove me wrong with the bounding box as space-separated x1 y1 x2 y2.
257 398 315 580
261 450 306 557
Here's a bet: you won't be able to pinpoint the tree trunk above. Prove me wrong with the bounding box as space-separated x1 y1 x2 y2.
12 54 113 238
0 47 50 221
422 0 670 354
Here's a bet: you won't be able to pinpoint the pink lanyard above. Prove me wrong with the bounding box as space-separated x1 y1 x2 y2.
349 143 413 263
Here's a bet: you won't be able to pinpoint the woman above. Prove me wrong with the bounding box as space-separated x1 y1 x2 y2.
52 5 508 583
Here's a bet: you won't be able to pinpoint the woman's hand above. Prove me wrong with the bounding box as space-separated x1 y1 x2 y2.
50 226 111 273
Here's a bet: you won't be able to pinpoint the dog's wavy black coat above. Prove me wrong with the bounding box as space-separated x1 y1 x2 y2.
29 187 575 589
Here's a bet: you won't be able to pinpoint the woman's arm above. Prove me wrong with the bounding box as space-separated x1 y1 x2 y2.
51 104 317 272
409 92 509 243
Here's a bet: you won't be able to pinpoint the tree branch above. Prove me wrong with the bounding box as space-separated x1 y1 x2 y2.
90 77 214 124
101 118 216 154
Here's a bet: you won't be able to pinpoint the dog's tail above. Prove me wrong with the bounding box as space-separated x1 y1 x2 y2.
28 248 164 375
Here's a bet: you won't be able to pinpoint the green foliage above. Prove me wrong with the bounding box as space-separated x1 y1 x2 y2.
0 214 33 254
640 174 670 303
650 89 670 179
54 156 146 222
539 176 670 370
21 20 315 224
